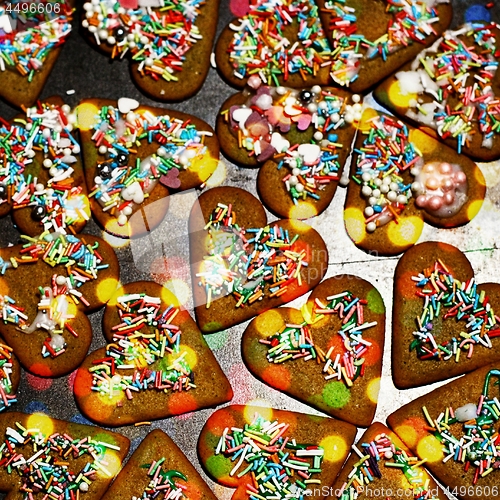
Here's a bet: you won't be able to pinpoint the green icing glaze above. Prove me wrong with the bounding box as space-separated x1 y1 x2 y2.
367 288 384 314
206 453 233 479
322 381 351 409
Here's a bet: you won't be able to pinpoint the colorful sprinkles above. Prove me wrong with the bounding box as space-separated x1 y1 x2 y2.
0 101 86 234
325 0 444 86
337 433 439 499
0 1 73 79
81 0 204 83
88 100 210 226
397 22 500 152
216 412 324 498
0 344 16 412
135 463 187 500
423 369 500 485
0 422 121 498
197 204 307 308
260 290 376 387
90 294 194 401
410 260 500 362
226 0 332 84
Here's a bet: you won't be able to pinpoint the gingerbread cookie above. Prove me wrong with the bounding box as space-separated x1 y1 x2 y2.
0 411 129 500
189 186 328 333
242 275 385 427
388 364 500 500
332 422 447 500
344 109 486 256
81 0 219 101
374 22 500 161
0 1 74 107
215 0 333 89
77 97 219 238
217 80 359 219
0 231 120 377
392 241 500 389
315 0 453 93
0 97 89 236
101 429 216 500
198 404 357 499
0 339 20 412
73 281 232 426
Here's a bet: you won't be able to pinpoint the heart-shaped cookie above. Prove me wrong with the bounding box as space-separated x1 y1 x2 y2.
77 98 219 238
388 363 500 500
198 404 356 500
0 232 120 378
74 281 232 426
0 411 129 500
242 275 385 427
0 339 20 413
0 97 89 236
344 109 486 256
374 23 500 161
80 0 219 101
217 83 358 219
392 241 500 389
101 429 217 500
332 422 448 500
189 186 328 333
315 0 452 93
214 0 333 89
0 2 74 108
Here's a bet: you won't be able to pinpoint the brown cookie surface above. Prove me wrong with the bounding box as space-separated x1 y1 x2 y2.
0 411 129 500
102 429 217 500
189 187 328 333
242 275 385 427
198 404 357 499
0 233 120 377
344 110 485 256
74 281 232 426
77 98 219 238
393 241 500 389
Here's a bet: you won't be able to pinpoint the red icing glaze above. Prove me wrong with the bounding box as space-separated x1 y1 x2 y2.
362 338 382 366
261 365 291 391
27 365 54 382
167 392 198 415
205 408 236 435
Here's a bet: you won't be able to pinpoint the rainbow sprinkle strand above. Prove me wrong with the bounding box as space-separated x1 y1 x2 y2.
197 204 307 308
135 463 187 500
0 1 73 79
89 103 209 226
411 260 500 362
424 369 500 485
0 102 87 234
82 0 203 83
337 433 439 499
354 115 422 233
260 290 376 386
227 0 332 84
0 423 120 499
400 23 500 153
0 344 16 411
326 0 443 86
216 413 324 498
90 294 194 401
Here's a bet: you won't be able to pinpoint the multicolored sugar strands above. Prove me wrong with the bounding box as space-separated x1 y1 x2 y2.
227 0 332 84
411 260 500 362
215 413 324 498
90 294 194 401
89 101 210 226
0 101 86 233
0 344 15 412
326 0 443 86
82 0 203 83
401 22 499 153
260 290 376 387
0 423 121 498
0 1 73 79
197 204 307 308
423 369 500 485
135 462 187 500
337 433 439 499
